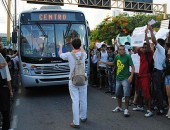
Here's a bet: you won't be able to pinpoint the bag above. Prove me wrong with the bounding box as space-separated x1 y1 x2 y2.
71 52 87 86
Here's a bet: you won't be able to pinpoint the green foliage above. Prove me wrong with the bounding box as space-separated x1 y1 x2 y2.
90 13 166 46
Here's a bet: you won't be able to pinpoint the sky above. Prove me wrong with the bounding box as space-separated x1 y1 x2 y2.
0 0 170 34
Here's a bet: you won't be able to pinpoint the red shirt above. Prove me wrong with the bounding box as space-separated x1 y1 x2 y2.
138 50 153 77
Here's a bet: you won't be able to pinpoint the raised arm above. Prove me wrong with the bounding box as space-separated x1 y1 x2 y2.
58 42 63 55
148 24 157 45
145 28 150 45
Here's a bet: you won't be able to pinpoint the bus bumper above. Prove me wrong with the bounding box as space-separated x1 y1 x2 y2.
21 74 69 88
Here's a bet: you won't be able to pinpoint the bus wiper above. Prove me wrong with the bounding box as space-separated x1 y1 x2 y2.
64 22 72 38
36 23 47 37
36 23 48 55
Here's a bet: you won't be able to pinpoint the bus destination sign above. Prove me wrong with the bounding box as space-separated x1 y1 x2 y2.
31 12 84 21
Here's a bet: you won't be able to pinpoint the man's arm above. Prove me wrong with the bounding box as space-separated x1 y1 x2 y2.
128 65 135 83
145 28 150 45
58 43 63 55
148 24 157 45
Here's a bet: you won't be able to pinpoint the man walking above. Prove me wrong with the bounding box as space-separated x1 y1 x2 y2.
100 45 134 117
58 38 87 128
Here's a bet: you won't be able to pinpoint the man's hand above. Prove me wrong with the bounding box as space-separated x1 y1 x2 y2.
128 75 133 83
145 28 149 34
147 24 153 31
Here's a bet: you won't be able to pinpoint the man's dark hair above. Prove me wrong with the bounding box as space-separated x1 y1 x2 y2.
125 42 130 45
101 44 107 48
157 38 165 47
72 38 81 49
107 47 115 52
118 45 125 49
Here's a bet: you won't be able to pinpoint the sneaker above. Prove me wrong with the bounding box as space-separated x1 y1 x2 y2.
145 110 153 117
157 109 164 115
132 106 144 111
166 109 170 117
70 123 80 129
80 118 87 123
112 106 123 112
124 109 130 117
112 96 117 99
122 97 125 102
153 106 158 111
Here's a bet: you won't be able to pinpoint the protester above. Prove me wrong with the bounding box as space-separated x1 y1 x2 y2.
148 24 166 115
58 38 87 128
130 47 140 105
105 46 116 94
0 48 13 130
100 45 134 117
90 43 98 86
97 44 108 89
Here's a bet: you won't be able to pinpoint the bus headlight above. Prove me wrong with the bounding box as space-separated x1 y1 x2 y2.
23 68 30 75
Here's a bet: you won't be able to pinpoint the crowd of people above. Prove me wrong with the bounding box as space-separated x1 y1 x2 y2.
90 25 170 118
0 23 170 129
0 36 19 130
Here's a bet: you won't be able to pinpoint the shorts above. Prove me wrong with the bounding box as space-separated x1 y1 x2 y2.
115 79 130 97
98 67 106 77
165 75 170 86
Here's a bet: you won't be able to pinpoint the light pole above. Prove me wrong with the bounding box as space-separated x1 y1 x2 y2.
7 0 11 46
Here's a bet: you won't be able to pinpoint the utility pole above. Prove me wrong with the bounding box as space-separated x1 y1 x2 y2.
7 0 11 46
163 4 167 19
14 0 17 29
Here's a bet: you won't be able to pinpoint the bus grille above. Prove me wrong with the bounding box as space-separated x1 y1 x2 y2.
33 64 70 75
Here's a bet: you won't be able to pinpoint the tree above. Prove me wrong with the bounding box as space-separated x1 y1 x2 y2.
90 13 164 47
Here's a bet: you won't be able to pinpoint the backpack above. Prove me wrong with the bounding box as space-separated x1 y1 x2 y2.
71 52 87 86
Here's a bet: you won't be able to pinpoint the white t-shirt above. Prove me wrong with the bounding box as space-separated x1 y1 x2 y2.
59 52 87 78
153 43 165 70
130 53 140 73
99 51 108 68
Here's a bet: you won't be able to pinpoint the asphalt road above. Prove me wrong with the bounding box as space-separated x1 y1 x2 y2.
10 85 170 130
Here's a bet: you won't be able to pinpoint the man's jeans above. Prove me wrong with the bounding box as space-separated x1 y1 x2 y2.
116 79 130 97
107 68 115 92
69 80 87 125
152 70 164 110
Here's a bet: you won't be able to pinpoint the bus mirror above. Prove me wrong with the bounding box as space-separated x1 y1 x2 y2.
87 27 90 36
12 32 17 43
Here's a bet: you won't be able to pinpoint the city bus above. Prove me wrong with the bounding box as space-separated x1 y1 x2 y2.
17 8 90 88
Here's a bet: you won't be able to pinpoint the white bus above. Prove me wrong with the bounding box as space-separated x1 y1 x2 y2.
17 9 90 88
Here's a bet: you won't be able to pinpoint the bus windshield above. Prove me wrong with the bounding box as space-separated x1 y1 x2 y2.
20 23 87 59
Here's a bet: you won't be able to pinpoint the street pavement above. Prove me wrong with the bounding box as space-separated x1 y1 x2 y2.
10 85 170 130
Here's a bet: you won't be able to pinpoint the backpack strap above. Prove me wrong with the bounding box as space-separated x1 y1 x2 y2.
71 52 78 61
71 52 84 61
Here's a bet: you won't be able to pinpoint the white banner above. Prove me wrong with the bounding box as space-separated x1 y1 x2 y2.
131 25 147 47
155 28 169 40
160 19 169 29
132 25 147 35
131 33 145 47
